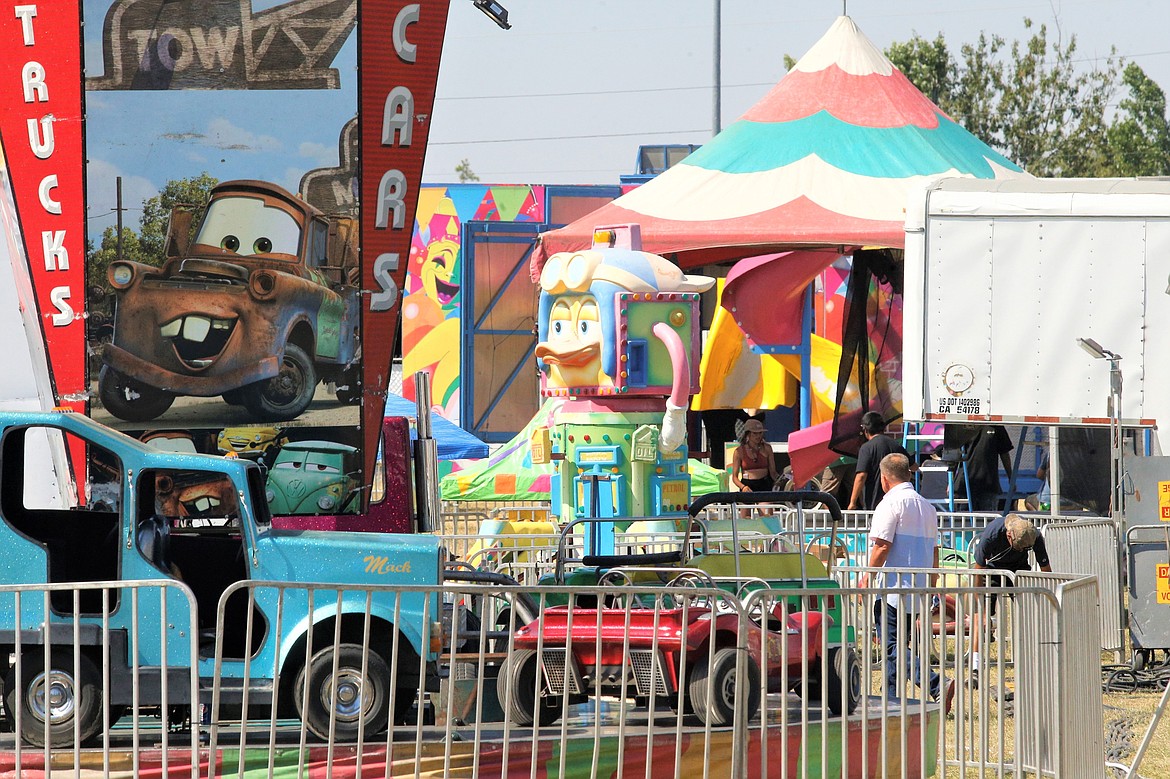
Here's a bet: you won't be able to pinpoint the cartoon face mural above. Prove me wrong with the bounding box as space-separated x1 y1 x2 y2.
100 180 361 425
418 205 461 308
535 249 714 395
402 196 462 416
266 440 361 514
194 195 303 259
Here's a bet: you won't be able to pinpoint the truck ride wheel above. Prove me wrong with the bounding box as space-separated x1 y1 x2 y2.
689 646 760 726
826 647 862 716
242 343 317 420
98 366 175 422
5 649 103 748
294 643 390 741
498 649 563 726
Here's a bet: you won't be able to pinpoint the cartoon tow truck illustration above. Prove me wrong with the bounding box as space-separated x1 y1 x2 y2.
100 180 361 422
217 425 290 459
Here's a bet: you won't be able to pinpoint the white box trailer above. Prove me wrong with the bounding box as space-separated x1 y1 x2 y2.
903 177 1170 450
904 176 1170 663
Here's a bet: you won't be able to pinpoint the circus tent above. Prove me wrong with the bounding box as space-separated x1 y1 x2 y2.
532 15 1027 274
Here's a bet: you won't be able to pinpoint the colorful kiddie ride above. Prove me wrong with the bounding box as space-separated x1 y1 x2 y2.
0 411 443 747
499 491 861 726
529 225 715 551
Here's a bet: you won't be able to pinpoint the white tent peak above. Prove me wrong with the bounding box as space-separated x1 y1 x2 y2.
791 16 893 78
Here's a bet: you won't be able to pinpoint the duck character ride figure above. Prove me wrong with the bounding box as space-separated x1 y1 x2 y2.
530 225 714 545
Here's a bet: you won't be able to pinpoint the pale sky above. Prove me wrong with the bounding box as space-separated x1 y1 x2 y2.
424 0 1170 184
83 1 1169 233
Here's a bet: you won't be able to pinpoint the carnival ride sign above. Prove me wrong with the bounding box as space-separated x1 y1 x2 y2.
87 0 356 90
0 0 449 514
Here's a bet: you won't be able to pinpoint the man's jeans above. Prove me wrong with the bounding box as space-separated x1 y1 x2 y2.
876 597 941 701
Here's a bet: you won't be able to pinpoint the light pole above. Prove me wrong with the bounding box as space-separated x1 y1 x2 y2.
1078 337 1124 520
713 0 721 136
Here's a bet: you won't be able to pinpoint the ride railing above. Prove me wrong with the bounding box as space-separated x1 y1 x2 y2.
0 571 1108 779
445 532 569 585
0 579 199 777
437 509 491 549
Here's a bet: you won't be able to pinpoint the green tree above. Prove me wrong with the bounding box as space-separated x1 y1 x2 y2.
455 158 479 183
86 173 219 297
886 33 952 106
886 20 1129 177
138 172 219 259
1106 62 1170 176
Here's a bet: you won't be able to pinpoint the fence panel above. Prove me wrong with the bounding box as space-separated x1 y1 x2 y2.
0 580 199 776
1041 519 1125 652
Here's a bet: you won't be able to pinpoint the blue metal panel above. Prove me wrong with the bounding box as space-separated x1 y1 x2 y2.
459 185 624 444
460 222 542 443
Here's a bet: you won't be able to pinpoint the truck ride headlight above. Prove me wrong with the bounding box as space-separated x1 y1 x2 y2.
248 269 278 301
109 263 135 289
317 494 337 511
265 488 275 503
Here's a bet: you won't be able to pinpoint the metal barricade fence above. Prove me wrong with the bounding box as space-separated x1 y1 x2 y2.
438 510 491 555
0 572 1104 778
488 504 554 524
445 532 565 584
1015 572 1106 779
439 506 1001 586
1040 520 1125 653
0 579 199 777
769 508 1000 565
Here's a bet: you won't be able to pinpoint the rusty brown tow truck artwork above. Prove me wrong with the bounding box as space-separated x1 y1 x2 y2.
99 180 362 423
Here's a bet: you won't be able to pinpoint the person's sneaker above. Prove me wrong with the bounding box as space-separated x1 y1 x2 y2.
931 679 957 716
969 668 980 690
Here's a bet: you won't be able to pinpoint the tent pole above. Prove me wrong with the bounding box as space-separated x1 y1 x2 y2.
800 285 813 429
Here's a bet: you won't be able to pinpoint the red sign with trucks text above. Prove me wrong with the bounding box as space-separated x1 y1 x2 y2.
0 1 87 413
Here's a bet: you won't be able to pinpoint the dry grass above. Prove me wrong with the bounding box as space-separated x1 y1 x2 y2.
865 632 1170 778
1101 688 1169 778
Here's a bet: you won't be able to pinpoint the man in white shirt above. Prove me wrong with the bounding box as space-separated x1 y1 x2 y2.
865 453 954 711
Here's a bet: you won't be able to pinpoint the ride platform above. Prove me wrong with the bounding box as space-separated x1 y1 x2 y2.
0 696 941 778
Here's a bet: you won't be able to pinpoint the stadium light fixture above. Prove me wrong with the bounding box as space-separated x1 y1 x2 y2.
472 0 511 30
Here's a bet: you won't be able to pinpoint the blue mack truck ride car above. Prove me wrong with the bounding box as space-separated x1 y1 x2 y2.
0 410 443 747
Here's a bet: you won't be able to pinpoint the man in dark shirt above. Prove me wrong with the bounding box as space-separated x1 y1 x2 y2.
969 513 1051 686
973 513 1051 575
954 425 1014 512
848 412 909 510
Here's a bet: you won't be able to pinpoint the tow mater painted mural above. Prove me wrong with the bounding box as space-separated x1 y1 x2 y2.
99 180 361 423
531 226 713 540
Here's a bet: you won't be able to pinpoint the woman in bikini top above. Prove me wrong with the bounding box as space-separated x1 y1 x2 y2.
732 422 779 493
